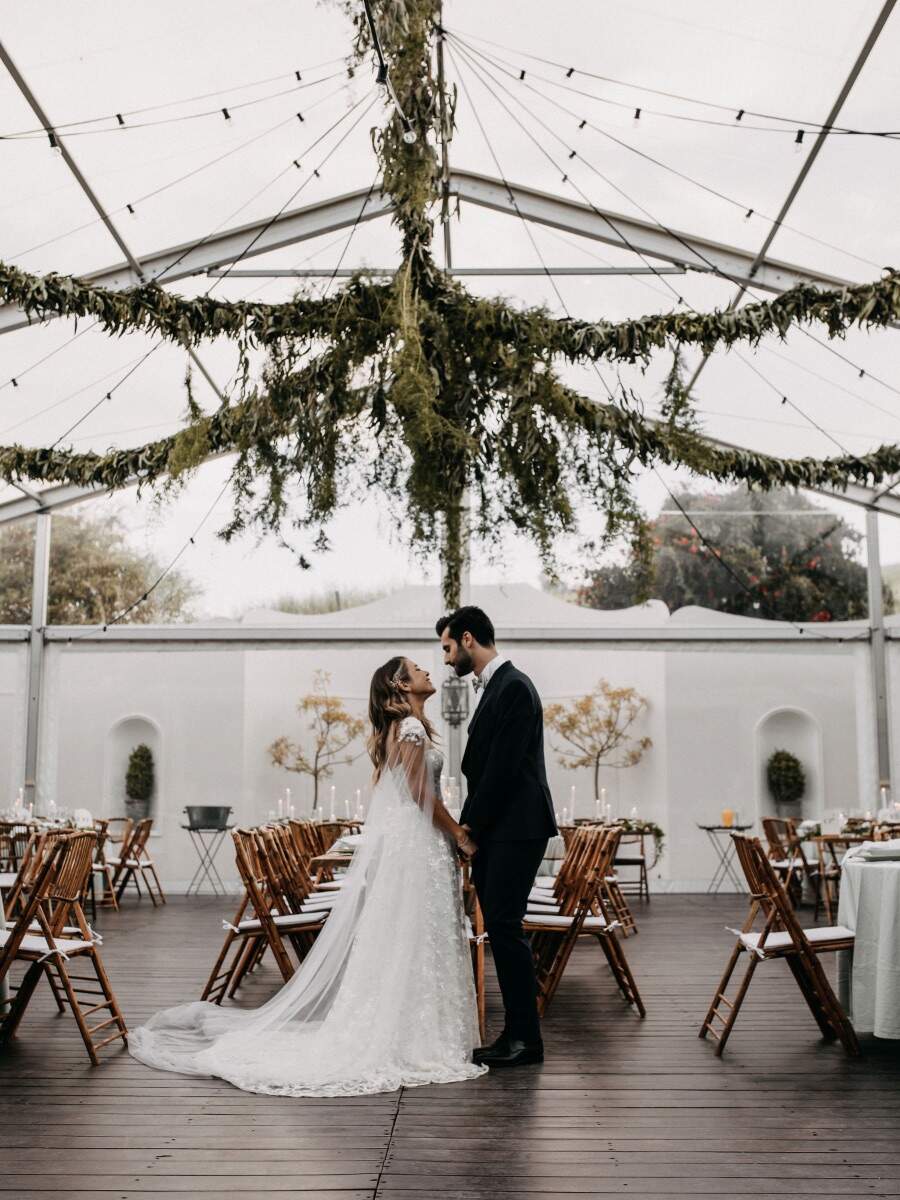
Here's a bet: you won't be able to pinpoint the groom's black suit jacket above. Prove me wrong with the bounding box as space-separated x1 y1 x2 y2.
460 661 558 844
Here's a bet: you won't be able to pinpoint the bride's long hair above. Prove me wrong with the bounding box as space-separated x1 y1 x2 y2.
368 656 437 780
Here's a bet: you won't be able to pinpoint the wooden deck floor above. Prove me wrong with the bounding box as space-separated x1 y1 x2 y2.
2 893 900 1198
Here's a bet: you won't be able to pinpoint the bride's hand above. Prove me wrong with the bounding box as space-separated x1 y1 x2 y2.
455 826 477 860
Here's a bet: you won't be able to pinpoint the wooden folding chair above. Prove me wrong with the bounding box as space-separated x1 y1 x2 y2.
200 828 325 1005
526 828 646 1016
3 830 65 921
0 832 128 1065
815 835 862 925
700 834 858 1057
0 822 32 874
108 817 166 906
761 816 805 906
89 819 119 913
613 826 650 902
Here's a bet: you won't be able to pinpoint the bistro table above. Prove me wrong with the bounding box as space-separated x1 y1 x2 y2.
697 823 753 894
181 823 235 896
837 845 900 1039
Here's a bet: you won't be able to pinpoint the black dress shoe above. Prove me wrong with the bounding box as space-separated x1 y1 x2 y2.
476 1038 544 1068
473 1031 510 1064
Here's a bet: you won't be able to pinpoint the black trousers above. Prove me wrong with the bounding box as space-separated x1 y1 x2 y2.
472 837 548 1044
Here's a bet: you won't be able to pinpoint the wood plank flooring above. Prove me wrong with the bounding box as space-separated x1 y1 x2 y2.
2 893 899 1198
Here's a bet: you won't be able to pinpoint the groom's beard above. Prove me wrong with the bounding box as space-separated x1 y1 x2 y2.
454 648 475 678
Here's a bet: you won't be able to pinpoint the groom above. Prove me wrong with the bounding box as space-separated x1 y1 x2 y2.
437 605 557 1067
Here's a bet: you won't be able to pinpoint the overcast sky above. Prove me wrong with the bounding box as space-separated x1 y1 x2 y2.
1 1 899 616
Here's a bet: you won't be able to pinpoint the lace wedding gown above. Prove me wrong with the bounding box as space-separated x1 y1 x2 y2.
129 716 487 1097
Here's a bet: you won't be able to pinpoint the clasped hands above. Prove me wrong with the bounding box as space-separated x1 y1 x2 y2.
455 823 478 862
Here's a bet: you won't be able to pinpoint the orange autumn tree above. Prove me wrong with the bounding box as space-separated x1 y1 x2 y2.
544 680 652 801
269 671 365 811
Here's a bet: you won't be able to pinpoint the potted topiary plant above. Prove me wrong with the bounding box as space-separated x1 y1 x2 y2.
125 743 154 820
766 749 805 809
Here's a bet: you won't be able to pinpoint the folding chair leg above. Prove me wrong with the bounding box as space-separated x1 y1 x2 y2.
597 932 646 1017
146 864 166 905
201 931 243 1003
785 954 836 1041
101 866 120 912
700 940 742 1041
713 952 758 1057
227 937 262 998
788 953 860 1055
0 961 43 1045
42 962 67 1013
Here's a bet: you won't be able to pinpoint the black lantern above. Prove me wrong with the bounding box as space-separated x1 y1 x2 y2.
441 673 470 726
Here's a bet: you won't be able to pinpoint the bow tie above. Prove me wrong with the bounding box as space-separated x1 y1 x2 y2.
472 675 485 695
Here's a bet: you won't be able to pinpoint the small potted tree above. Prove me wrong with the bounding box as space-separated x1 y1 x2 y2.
766 749 805 812
269 671 365 812
125 743 154 820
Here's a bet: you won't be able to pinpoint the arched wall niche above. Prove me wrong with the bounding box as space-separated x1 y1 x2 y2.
103 715 162 820
754 707 823 822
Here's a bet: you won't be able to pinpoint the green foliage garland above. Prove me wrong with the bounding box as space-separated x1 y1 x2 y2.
1 0 899 607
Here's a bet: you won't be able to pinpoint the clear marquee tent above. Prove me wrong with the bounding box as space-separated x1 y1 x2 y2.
2 1 900 885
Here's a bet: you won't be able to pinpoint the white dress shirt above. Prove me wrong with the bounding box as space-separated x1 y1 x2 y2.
473 653 507 698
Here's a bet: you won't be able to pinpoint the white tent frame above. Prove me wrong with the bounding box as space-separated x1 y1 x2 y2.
0 5 897 804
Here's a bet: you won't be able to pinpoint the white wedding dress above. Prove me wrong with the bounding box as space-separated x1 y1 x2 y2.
129 716 487 1096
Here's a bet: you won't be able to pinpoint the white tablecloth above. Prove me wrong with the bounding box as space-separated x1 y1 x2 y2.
838 859 900 1039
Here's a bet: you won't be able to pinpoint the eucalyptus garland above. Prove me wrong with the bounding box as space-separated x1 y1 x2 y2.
1 0 899 607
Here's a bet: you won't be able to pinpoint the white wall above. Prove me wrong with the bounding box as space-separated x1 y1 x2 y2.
8 630 876 893
0 641 28 805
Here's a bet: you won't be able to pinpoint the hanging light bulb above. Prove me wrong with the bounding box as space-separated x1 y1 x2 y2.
48 131 62 156
632 107 641 129
401 127 418 145
794 129 805 154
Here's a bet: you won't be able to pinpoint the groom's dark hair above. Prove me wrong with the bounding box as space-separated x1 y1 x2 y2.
436 605 496 647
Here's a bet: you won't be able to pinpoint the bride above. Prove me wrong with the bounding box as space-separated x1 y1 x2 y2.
128 656 488 1096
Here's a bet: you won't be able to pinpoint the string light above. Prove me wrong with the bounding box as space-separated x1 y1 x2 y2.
115 113 125 127
222 107 231 121
794 129 805 152
126 203 136 217
48 131 61 155
632 106 641 126
452 27 900 140
297 111 305 122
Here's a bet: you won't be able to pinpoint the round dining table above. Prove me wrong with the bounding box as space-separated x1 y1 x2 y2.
837 856 900 1039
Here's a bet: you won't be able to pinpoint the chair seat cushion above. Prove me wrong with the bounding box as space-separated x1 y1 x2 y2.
235 911 324 934
106 856 152 869
528 887 559 903
531 877 555 889
740 925 854 953
0 929 94 957
0 871 17 888
524 912 608 931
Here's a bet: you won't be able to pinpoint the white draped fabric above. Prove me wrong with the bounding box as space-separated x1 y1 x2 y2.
838 843 900 1040
129 717 487 1095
